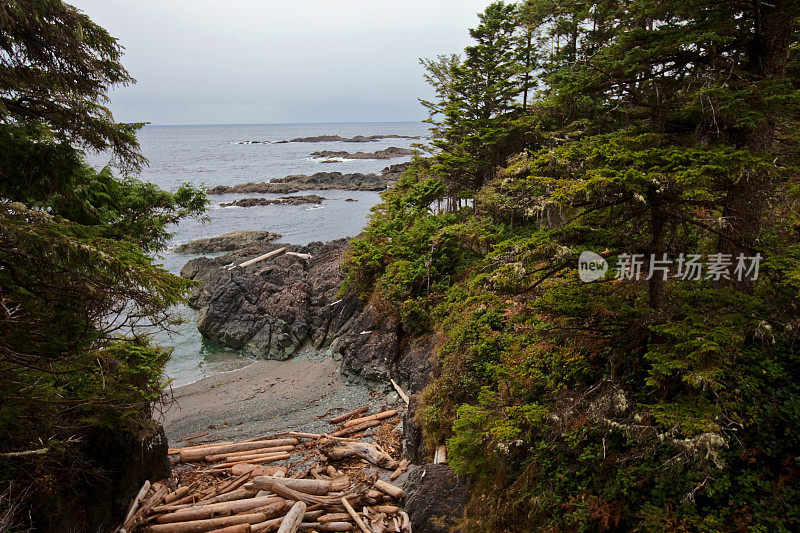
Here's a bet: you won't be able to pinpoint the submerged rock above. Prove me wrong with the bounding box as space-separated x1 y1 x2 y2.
173 230 281 254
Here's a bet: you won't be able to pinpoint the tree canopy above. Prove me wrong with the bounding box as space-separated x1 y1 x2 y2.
0 1 206 529
346 0 800 529
0 0 144 170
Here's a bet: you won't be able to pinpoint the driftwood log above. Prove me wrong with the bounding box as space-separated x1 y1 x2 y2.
341 411 397 428
146 512 268 533
318 438 398 470
276 501 306 533
329 407 368 425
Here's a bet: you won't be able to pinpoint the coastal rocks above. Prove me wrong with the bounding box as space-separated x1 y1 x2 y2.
404 394 427 465
182 241 350 360
402 465 469 533
332 303 402 384
309 147 417 160
181 237 434 391
289 134 423 143
207 171 394 195
173 230 280 254
220 194 325 208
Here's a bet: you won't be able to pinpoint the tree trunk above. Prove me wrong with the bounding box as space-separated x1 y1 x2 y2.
718 0 794 292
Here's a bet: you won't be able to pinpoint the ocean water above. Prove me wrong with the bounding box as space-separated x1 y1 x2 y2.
85 122 429 386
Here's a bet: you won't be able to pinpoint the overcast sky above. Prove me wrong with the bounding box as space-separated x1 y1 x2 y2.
68 1 494 125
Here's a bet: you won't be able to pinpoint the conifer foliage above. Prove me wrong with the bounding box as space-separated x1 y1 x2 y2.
346 0 800 529
0 1 206 529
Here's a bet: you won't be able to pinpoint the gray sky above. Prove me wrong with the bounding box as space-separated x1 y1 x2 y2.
69 1 494 125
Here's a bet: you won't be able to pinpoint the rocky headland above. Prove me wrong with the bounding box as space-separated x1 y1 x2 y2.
289 134 423 143
309 147 417 160
180 239 437 392
206 163 408 195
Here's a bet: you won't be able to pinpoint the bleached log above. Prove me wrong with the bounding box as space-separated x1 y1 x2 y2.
389 379 409 405
179 439 298 463
389 460 411 481
155 497 284 524
249 476 332 496
206 525 251 533
170 442 235 454
319 438 398 470
305 522 353 531
206 445 294 462
250 516 284 533
277 501 307 533
433 445 446 465
399 512 411 533
120 480 151 531
329 420 381 438
164 486 193 505
318 513 351 523
155 489 260 513
373 480 404 500
238 247 286 268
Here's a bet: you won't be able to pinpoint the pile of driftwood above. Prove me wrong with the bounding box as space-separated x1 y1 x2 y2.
118 408 413 533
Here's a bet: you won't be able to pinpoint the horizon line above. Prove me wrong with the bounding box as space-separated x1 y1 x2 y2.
143 120 427 127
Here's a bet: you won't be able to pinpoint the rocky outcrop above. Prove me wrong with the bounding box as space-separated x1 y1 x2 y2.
30 424 170 532
220 195 325 208
180 237 434 390
206 164 409 195
402 465 469 533
309 147 417 160
289 134 423 143
173 231 280 254
207 172 391 195
404 394 427 465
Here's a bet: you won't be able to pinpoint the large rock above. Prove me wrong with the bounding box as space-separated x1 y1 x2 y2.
86 424 171 531
403 464 469 533
180 236 432 389
31 424 170 532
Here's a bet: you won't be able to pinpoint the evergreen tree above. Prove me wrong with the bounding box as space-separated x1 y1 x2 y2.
346 0 800 529
426 1 525 202
0 1 206 528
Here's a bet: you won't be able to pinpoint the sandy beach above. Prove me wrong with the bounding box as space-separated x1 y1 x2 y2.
158 352 399 445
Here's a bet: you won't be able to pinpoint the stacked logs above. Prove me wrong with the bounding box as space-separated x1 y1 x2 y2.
117 409 411 533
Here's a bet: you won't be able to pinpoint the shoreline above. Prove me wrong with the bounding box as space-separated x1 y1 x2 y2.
158 352 399 446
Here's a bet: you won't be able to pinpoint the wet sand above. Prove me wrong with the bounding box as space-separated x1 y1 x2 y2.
158 353 398 445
